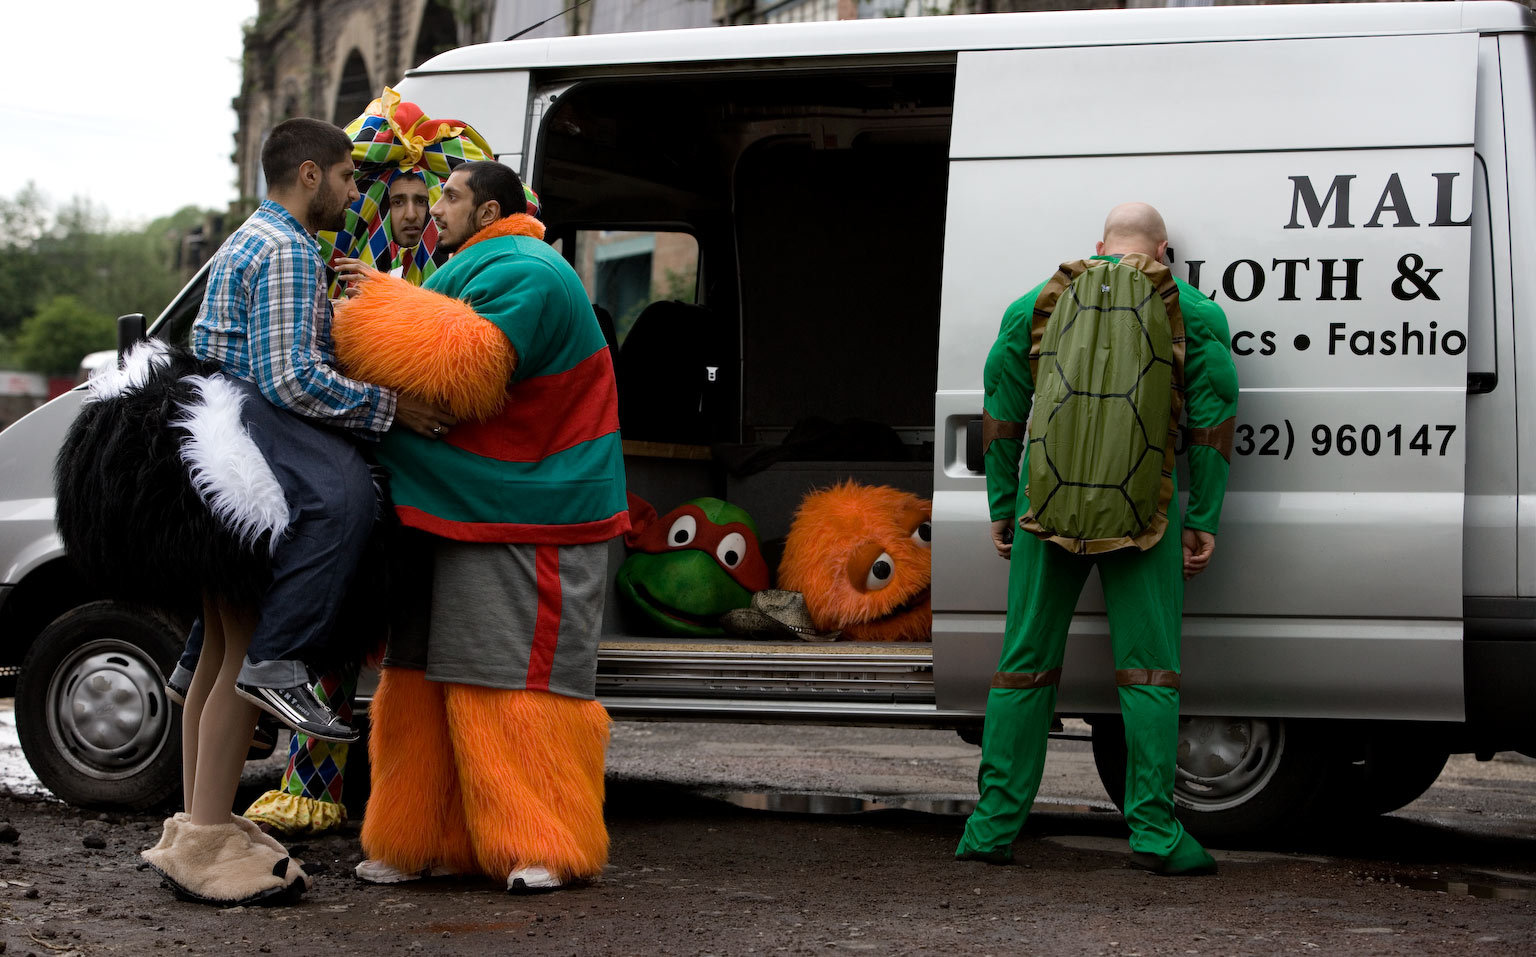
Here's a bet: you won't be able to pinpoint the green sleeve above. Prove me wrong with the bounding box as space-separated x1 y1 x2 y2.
1177 282 1239 535
458 253 556 367
983 290 1040 522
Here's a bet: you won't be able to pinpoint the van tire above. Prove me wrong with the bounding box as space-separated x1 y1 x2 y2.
1090 715 1334 845
15 602 183 810
1336 730 1450 817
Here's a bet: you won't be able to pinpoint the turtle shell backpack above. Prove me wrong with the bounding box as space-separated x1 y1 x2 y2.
1020 253 1187 554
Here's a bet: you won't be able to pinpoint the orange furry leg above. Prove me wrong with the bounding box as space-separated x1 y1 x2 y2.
443 685 611 882
359 668 476 874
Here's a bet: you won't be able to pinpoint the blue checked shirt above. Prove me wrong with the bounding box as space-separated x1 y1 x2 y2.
193 201 396 437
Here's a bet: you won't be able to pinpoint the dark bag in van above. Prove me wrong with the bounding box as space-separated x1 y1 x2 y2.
1020 253 1186 554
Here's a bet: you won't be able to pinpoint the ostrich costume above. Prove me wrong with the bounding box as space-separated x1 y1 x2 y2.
242 89 491 838
55 340 316 905
55 342 291 613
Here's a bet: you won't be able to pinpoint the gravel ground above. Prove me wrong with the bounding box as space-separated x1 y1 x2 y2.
1 714 1533 956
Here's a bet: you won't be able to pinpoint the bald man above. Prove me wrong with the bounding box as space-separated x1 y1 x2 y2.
956 203 1238 875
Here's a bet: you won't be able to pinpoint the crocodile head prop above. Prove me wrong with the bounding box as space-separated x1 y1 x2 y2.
617 495 770 636
777 481 933 642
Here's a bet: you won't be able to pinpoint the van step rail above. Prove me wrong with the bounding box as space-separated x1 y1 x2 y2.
595 640 969 723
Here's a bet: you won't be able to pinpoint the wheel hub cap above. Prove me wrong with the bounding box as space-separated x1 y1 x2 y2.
50 643 171 775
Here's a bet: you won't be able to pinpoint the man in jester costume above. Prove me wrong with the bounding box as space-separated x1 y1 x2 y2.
331 159 625 892
955 203 1238 875
242 89 492 837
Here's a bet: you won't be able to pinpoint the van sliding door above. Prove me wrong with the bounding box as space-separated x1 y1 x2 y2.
933 33 1478 720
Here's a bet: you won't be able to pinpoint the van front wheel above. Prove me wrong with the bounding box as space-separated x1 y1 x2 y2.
15 602 183 810
1090 715 1333 845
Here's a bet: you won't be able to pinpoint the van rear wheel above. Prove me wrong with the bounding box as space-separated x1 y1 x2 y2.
1336 728 1449 817
1091 715 1334 845
15 601 183 810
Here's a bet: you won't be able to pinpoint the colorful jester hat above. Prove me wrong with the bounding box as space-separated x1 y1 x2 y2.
616 494 770 637
316 87 497 296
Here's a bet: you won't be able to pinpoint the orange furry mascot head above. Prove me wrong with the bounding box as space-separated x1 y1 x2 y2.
777 481 932 642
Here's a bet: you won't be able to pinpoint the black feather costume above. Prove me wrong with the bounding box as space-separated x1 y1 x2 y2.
54 340 395 642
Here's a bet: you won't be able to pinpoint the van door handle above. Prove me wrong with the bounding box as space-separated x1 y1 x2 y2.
1468 372 1497 395
965 415 983 473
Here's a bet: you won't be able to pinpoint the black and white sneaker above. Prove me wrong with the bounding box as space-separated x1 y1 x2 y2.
164 672 191 706
234 680 360 743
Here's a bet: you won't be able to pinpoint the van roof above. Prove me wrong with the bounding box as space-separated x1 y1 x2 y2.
410 1 1531 76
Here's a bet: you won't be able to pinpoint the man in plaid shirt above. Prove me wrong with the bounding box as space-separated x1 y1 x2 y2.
184 118 453 747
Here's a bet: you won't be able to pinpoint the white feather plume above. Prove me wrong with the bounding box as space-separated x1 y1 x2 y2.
85 339 173 404
172 375 290 555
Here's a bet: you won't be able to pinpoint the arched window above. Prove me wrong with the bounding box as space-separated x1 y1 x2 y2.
333 49 373 125
412 1 459 67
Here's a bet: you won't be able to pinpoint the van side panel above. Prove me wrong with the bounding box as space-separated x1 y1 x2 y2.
934 34 1479 720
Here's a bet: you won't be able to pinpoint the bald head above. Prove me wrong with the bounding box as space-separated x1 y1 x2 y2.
1097 202 1169 261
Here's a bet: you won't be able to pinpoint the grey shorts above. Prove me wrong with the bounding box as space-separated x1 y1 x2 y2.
385 532 609 699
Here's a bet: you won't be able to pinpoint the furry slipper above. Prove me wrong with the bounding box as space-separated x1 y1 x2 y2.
169 812 309 881
143 818 307 906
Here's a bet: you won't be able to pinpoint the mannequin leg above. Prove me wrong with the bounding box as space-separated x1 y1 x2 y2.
144 600 305 905
180 597 225 810
189 599 261 825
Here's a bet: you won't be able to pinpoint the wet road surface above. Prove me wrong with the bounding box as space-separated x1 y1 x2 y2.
2 702 1533 955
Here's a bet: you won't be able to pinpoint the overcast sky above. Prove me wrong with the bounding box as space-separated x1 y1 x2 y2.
1 1 254 226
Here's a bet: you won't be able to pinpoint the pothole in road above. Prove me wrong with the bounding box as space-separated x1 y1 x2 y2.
705 790 1116 817
1398 874 1535 901
709 791 974 815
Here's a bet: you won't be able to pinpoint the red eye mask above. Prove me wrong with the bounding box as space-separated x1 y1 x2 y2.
627 503 770 593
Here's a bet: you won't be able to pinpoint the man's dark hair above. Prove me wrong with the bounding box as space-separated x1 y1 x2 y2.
458 160 526 218
261 118 352 189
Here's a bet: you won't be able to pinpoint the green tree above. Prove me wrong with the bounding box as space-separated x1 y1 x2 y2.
15 295 115 375
0 186 211 340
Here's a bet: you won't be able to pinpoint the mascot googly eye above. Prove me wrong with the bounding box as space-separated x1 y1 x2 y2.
668 514 698 547
780 481 933 642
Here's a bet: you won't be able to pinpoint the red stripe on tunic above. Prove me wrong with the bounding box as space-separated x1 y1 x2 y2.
395 506 631 545
526 545 562 691
447 348 620 463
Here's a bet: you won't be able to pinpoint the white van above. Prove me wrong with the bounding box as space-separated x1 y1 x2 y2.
2 1 1530 840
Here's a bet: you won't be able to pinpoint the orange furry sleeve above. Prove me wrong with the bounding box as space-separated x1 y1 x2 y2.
332 274 517 422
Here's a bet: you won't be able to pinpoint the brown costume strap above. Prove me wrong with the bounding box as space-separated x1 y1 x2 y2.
1115 669 1181 690
981 409 1027 456
991 668 1063 690
1026 260 1093 386
1187 416 1236 463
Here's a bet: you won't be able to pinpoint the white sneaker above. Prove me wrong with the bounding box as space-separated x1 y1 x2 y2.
507 865 563 893
354 859 456 884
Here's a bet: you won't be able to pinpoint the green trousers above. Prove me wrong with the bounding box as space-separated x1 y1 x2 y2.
957 511 1195 860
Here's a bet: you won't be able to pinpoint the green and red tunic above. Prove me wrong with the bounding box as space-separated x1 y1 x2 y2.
375 216 629 544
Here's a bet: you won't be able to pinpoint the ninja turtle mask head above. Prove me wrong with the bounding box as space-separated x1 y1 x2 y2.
616 496 769 636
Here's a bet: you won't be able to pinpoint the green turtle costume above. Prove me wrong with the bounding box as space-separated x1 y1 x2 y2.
617 496 770 636
956 254 1238 873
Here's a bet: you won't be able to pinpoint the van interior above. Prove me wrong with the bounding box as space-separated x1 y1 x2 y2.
536 67 957 641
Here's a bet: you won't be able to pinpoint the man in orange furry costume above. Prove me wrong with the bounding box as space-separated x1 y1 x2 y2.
331 160 627 892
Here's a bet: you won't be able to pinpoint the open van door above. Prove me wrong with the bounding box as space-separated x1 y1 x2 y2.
932 30 1479 825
